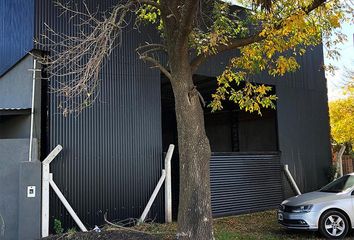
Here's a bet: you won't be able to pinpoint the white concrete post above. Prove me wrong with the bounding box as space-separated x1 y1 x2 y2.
164 144 174 223
42 145 63 237
284 165 301 195
41 163 50 237
49 174 88 232
139 170 166 224
42 145 88 236
337 145 346 178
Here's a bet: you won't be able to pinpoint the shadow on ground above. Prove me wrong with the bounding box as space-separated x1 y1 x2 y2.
43 231 161 240
43 210 354 240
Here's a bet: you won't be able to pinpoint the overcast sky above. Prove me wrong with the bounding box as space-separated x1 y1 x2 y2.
324 20 353 101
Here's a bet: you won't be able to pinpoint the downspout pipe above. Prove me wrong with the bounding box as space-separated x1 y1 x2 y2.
29 58 39 162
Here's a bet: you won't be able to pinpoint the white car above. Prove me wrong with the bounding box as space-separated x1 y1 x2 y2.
278 173 354 239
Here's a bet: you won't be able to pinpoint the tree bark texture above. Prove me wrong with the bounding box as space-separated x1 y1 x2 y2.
159 1 214 238
169 49 214 240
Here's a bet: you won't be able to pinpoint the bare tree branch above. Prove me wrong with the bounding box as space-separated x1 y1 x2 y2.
103 213 152 235
139 54 172 80
136 43 167 51
36 0 331 113
35 1 138 114
302 0 328 14
136 43 167 56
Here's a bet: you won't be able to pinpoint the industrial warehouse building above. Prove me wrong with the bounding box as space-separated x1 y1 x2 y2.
0 0 332 239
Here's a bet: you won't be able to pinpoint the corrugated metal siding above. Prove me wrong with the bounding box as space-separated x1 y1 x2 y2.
275 45 331 195
32 0 331 229
198 44 331 195
35 0 163 229
210 153 282 217
0 0 35 76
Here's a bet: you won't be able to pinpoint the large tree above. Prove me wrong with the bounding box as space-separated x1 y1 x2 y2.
37 0 352 239
329 71 354 146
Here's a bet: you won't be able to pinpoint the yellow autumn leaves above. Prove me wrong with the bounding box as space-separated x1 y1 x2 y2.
329 77 354 145
210 0 348 114
329 97 354 144
135 0 350 116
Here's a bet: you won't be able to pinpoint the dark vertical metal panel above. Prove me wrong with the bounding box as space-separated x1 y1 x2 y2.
276 45 331 195
35 0 163 229
0 0 35 76
210 153 282 217
32 0 331 229
197 45 331 195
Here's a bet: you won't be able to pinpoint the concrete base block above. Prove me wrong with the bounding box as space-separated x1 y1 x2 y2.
18 161 41 240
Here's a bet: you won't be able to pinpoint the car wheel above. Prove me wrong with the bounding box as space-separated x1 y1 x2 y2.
319 210 349 239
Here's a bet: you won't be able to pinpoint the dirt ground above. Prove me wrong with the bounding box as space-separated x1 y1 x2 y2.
43 210 354 240
43 230 161 240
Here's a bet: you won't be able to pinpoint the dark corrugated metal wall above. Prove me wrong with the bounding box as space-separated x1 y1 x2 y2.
0 0 34 76
196 45 331 195
32 0 330 230
210 153 282 217
35 0 164 229
275 46 331 195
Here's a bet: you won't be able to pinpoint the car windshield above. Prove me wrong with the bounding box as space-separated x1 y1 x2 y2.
320 175 354 193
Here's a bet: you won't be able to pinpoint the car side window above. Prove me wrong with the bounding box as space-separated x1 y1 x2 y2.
345 177 354 190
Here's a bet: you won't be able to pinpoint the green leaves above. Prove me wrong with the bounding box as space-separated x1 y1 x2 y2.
190 2 247 55
136 1 163 31
135 0 352 115
209 69 277 114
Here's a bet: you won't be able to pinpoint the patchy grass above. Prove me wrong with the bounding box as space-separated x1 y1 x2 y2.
137 210 354 239
44 210 354 239
213 210 321 240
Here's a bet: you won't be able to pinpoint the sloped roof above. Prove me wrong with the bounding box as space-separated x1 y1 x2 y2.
0 108 31 116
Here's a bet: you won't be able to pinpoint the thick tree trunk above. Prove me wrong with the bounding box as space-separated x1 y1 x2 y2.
169 53 214 240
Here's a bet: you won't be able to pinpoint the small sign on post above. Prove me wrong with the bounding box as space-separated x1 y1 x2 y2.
27 186 36 198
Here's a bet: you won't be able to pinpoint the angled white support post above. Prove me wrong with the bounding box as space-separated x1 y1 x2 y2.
284 165 301 195
164 144 174 223
139 170 166 224
42 145 63 237
42 145 87 237
49 174 88 232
